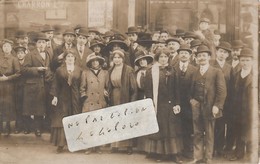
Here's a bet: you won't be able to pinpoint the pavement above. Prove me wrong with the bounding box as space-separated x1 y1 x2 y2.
0 132 254 164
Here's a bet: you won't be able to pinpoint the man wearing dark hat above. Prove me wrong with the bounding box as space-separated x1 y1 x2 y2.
22 33 53 137
166 37 180 67
126 26 139 67
174 44 196 159
190 45 226 163
88 28 100 45
41 24 57 57
15 30 30 54
74 24 85 34
229 48 254 161
75 28 93 69
230 40 244 75
52 29 77 71
190 39 202 67
210 41 232 158
174 29 185 44
183 31 197 47
213 30 221 47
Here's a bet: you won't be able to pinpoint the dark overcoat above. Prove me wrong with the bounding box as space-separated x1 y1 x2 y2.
50 65 82 127
145 65 181 139
0 54 20 121
22 49 52 116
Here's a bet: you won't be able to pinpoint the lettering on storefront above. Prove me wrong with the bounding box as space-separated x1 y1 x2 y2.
63 99 159 152
17 0 64 9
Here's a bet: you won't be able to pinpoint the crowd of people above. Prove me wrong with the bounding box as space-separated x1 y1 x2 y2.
0 17 254 163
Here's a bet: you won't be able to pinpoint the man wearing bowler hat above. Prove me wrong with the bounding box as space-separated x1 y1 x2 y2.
126 26 139 67
229 48 254 161
190 39 202 67
22 33 53 137
230 40 244 75
190 45 226 163
41 24 57 57
52 29 77 71
166 37 180 67
15 30 30 54
174 44 196 159
174 29 185 44
210 41 232 157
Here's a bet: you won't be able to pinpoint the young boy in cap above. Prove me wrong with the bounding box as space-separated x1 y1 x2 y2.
229 48 254 162
174 44 196 159
190 45 226 163
211 41 232 158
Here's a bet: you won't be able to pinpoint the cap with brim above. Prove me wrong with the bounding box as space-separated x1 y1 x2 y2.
165 37 180 44
86 53 105 68
216 41 232 52
2 39 14 45
63 29 76 37
190 39 202 48
195 45 211 56
177 44 192 54
232 40 244 49
107 40 128 51
34 33 49 42
239 48 253 58
41 24 54 33
90 40 105 51
14 46 26 52
183 31 197 39
126 26 139 34
77 28 90 38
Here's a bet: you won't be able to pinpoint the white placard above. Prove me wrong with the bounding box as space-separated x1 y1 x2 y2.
63 98 158 152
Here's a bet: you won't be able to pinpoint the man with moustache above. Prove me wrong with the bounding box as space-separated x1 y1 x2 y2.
41 24 58 58
52 29 77 71
231 40 244 75
190 39 202 67
22 33 53 137
174 44 196 159
190 45 226 163
166 37 180 67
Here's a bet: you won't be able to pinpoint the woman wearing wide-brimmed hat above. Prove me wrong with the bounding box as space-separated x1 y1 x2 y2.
50 49 82 153
108 49 137 155
80 53 109 155
0 39 20 136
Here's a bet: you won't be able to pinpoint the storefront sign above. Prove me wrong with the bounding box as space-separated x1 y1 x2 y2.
17 0 64 9
63 99 159 152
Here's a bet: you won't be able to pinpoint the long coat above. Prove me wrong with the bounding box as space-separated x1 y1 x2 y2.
80 69 109 112
231 71 253 141
50 65 82 127
22 49 52 116
190 66 227 119
108 64 137 105
145 65 181 139
0 54 20 121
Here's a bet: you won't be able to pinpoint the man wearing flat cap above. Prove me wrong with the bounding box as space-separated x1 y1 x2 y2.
52 29 77 71
194 18 215 58
190 45 226 163
229 48 254 162
210 41 232 158
22 33 53 137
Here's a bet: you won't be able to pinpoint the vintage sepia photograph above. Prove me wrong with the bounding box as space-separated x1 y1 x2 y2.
0 0 259 163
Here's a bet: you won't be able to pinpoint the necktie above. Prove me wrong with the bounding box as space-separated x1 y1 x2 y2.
200 67 204 75
40 52 46 60
181 64 186 72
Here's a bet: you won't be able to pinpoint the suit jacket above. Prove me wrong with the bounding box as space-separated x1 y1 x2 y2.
174 63 196 110
190 66 227 119
169 53 179 67
74 45 93 70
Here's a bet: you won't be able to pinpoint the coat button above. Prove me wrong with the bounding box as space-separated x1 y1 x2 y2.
168 101 171 104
